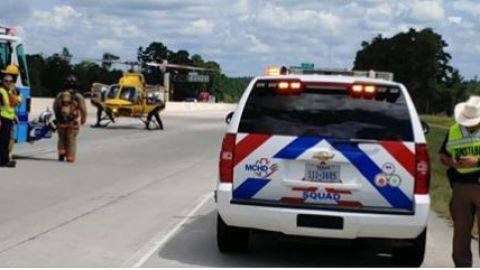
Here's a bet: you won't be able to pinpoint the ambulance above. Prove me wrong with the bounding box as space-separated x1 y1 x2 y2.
215 66 430 266
0 26 53 143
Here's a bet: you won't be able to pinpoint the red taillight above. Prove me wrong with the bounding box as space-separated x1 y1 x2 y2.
415 143 430 194
219 133 236 183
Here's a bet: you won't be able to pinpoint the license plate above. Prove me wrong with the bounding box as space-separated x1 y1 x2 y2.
304 163 341 183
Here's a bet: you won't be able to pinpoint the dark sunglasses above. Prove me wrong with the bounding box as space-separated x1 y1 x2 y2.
3 80 13 83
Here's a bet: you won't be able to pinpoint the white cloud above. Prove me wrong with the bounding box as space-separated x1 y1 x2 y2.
246 34 270 53
256 4 341 32
1 0 479 79
181 19 214 36
448 16 462 24
366 3 394 17
95 39 124 52
32 5 81 30
410 0 445 22
452 0 480 17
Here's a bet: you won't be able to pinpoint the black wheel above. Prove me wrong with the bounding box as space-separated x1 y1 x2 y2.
392 229 426 267
217 213 249 252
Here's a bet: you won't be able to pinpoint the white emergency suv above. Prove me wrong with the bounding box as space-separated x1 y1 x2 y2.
215 67 430 267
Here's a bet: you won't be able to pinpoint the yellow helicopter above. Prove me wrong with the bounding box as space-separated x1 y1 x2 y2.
90 60 213 130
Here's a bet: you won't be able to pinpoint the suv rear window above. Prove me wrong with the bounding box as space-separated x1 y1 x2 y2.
238 81 414 141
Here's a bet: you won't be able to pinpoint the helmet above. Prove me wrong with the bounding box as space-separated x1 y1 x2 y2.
2 65 19 76
64 74 78 89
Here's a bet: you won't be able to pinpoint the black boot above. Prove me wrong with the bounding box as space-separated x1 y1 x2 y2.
6 160 16 168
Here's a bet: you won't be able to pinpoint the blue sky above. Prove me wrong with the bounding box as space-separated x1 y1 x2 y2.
2 0 480 78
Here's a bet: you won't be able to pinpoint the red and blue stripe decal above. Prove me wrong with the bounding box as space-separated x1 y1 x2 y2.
232 134 272 199
380 141 415 176
232 135 414 210
272 136 413 209
234 134 271 166
233 178 270 199
273 136 321 159
334 143 412 209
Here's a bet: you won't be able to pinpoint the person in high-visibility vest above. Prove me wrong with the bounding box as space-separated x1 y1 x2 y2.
0 74 17 167
439 95 480 267
1 65 22 161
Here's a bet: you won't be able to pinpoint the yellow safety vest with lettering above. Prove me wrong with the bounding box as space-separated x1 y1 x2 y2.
0 86 15 120
446 123 480 174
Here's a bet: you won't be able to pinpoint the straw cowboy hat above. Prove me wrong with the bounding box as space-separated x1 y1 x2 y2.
454 96 480 127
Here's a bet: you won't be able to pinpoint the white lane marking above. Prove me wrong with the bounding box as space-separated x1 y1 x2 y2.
130 193 212 268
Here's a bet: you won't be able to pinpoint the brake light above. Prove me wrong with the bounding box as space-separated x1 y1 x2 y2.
415 144 430 194
219 133 236 183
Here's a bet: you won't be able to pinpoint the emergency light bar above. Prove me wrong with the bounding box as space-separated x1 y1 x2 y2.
255 79 400 102
264 65 394 81
350 83 376 98
349 82 400 102
255 79 303 95
263 66 288 76
291 67 394 81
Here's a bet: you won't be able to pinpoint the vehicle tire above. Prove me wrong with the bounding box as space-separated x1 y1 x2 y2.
392 229 426 267
217 213 249 252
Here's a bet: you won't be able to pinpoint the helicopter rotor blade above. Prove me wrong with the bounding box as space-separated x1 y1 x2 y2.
146 62 216 71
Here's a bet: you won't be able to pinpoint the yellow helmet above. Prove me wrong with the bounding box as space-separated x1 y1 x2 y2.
2 65 19 75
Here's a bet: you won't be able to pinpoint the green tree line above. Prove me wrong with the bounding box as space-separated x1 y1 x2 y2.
354 28 471 115
26 43 251 102
27 47 124 97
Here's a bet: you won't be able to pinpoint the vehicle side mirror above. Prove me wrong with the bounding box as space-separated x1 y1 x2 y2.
421 120 430 134
226 111 234 124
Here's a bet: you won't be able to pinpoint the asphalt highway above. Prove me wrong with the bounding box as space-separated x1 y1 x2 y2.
0 111 477 267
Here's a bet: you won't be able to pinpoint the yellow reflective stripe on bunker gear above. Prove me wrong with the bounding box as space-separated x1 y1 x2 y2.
446 123 480 174
0 87 15 120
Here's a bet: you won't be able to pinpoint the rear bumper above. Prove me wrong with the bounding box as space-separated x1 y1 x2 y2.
216 183 429 240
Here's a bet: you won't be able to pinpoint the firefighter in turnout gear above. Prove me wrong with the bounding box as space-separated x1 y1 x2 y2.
439 96 480 267
1 65 22 162
53 75 87 163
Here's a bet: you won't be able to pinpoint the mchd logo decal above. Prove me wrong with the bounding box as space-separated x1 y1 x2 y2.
245 158 278 178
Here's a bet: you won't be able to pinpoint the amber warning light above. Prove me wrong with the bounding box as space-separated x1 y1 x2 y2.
263 66 288 76
349 82 401 102
255 80 303 95
349 83 378 99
